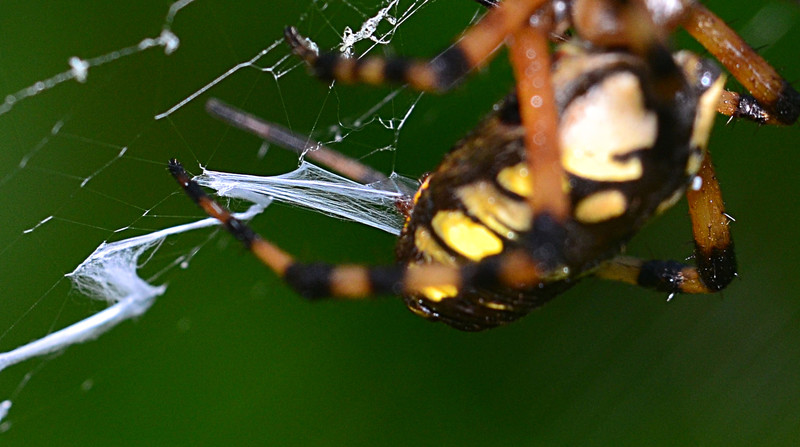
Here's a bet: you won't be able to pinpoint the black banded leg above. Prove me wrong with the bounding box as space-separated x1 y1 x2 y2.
168 159 295 276
716 89 791 125
685 152 737 291
683 3 800 125
594 256 720 294
280 249 546 300
593 153 736 295
168 159 546 300
285 0 548 92
169 158 393 298
280 247 549 300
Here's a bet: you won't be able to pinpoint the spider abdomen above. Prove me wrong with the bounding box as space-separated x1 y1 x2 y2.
396 46 724 330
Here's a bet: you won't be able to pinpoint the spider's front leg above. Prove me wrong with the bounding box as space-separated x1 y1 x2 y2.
594 153 737 294
168 159 547 301
284 0 549 92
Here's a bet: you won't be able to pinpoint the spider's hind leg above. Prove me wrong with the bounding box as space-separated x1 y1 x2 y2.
594 153 737 294
682 3 800 125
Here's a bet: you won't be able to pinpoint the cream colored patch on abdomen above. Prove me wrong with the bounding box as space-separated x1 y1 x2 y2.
560 72 656 182
574 189 628 223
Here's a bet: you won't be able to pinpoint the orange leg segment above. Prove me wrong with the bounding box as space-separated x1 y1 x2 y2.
683 3 800 125
509 24 567 222
168 160 547 299
594 152 736 294
685 152 737 291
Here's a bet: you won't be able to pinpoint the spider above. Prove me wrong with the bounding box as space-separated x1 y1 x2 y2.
170 0 799 331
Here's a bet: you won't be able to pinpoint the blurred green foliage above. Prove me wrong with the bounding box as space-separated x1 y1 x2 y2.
0 0 798 445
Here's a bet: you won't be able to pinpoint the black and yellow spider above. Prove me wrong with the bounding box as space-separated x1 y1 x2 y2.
170 0 799 331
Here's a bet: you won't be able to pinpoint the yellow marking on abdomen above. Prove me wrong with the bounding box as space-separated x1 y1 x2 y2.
574 190 628 223
497 162 532 198
482 301 510 310
431 210 504 261
655 188 684 215
414 227 457 266
420 284 459 302
687 74 725 175
406 264 458 302
456 181 532 240
560 73 656 182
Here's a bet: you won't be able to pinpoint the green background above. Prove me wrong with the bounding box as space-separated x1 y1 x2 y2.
1 0 799 445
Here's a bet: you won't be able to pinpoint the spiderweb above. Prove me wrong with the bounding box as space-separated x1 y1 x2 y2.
0 0 496 430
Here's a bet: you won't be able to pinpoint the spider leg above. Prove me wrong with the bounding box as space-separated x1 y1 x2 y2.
682 3 800 125
593 153 736 294
684 152 737 291
594 256 724 294
715 89 795 125
205 98 390 186
507 23 568 270
168 159 546 299
507 0 687 271
284 0 549 92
